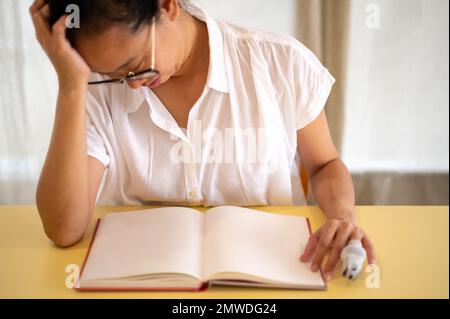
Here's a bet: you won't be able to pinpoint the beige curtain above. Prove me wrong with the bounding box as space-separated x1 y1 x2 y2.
295 0 350 152
295 0 350 203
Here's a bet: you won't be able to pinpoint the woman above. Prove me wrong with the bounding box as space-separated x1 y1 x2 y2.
30 0 375 281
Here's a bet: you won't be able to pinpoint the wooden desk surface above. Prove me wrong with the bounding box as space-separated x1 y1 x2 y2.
0 205 448 299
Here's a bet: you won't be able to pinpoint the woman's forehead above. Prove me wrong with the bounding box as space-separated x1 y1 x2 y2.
76 26 149 73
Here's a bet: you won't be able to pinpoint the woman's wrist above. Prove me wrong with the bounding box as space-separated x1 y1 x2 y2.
325 208 358 225
58 78 88 93
321 197 356 220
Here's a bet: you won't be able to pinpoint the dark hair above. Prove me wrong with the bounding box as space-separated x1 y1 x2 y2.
48 0 160 43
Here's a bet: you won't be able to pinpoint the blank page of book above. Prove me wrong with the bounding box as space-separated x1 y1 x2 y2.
203 206 325 288
80 207 204 282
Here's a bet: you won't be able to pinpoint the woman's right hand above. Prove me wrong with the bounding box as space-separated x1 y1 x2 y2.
29 0 91 88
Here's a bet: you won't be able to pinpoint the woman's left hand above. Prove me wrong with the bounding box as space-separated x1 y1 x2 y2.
299 218 376 281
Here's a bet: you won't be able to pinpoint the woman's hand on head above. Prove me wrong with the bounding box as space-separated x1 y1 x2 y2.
299 218 376 281
29 0 91 88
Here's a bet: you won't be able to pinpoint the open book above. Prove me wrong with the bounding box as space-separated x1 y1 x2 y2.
76 206 326 291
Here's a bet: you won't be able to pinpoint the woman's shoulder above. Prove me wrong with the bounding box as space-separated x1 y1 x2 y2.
219 20 299 48
218 20 326 75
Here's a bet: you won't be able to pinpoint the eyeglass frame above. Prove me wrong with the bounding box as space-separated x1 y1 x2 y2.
88 16 159 85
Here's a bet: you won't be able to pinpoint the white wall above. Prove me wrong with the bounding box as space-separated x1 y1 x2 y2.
342 0 449 173
199 0 298 36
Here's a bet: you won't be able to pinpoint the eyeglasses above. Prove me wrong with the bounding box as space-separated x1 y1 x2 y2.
88 17 159 85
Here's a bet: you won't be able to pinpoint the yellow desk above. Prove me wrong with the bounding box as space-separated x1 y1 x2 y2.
0 206 448 299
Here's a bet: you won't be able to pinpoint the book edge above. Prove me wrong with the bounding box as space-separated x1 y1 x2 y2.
74 217 102 290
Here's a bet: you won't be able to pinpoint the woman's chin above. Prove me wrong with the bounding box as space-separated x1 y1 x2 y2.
145 75 162 89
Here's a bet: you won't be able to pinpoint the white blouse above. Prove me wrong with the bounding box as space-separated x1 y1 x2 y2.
86 0 335 207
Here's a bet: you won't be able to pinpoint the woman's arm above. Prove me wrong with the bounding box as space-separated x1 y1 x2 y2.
30 0 105 247
311 159 355 220
296 110 376 281
36 89 105 247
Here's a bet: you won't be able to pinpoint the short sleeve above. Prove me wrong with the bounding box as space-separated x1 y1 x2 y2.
86 90 111 168
292 45 336 130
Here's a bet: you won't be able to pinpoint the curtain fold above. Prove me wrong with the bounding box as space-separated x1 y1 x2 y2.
296 0 350 152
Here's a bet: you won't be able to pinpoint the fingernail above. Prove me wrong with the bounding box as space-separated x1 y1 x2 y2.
311 264 318 272
324 272 332 281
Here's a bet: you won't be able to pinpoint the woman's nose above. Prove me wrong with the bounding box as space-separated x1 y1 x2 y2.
127 79 147 89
